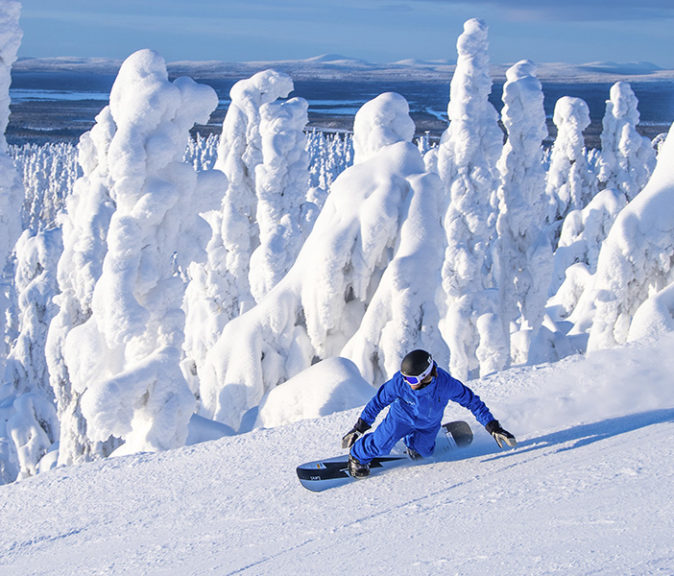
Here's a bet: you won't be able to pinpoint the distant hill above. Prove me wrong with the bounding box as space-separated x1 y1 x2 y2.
14 55 674 83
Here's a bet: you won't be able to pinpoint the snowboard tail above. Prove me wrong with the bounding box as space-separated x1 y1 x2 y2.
296 420 473 492
443 419 472 448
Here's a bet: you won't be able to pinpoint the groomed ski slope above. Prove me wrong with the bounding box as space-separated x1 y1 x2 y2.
2 333 674 576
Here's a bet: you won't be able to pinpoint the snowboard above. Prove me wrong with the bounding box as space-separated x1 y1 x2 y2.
296 420 473 492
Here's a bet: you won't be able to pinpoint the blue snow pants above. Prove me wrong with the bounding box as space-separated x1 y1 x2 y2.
351 409 441 464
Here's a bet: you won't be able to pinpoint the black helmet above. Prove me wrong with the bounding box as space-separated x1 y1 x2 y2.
400 349 434 384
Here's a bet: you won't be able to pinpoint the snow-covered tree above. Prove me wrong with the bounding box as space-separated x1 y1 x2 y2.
306 129 353 191
436 18 505 380
550 188 627 299
652 132 667 158
45 104 118 466
341 94 449 382
543 188 628 362
546 96 598 242
580 122 674 350
182 71 293 393
0 0 20 152
0 0 29 484
340 169 449 384
0 0 23 340
1 229 61 481
59 49 221 456
11 142 79 232
353 92 415 164
495 60 552 365
415 131 432 156
249 96 311 302
198 92 436 430
184 133 219 171
212 69 294 314
598 81 656 200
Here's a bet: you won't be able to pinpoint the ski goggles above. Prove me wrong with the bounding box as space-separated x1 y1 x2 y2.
402 359 434 386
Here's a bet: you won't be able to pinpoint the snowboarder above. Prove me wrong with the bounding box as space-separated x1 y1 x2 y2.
342 349 516 478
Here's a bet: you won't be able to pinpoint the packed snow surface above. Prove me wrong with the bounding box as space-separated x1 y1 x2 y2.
1 332 673 575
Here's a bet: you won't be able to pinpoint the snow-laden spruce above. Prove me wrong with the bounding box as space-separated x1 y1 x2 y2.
249 96 313 303
546 96 598 243
339 162 449 384
0 0 23 324
11 142 79 232
436 18 505 381
342 93 449 383
56 49 222 456
213 69 294 314
582 122 674 349
542 187 628 358
598 81 656 200
306 129 354 191
45 104 119 467
182 70 293 392
352 92 415 164
549 188 627 301
0 0 21 150
1 229 61 482
495 60 552 366
198 92 440 430
184 133 219 171
0 0 36 485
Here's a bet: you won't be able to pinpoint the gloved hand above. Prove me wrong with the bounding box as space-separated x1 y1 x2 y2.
341 418 371 449
486 420 517 448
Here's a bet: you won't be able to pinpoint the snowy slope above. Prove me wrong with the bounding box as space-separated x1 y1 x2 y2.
2 333 673 576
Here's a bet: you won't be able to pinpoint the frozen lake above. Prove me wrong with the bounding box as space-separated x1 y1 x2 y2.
8 65 674 147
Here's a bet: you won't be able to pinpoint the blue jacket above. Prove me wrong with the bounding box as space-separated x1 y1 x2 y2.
359 364 495 430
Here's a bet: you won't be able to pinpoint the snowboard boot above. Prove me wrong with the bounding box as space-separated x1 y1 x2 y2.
406 447 423 461
348 454 370 478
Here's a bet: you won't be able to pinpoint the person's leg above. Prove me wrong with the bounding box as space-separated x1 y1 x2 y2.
404 423 442 458
351 412 413 464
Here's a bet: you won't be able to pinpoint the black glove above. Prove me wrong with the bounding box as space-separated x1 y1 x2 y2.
486 420 517 448
341 418 371 449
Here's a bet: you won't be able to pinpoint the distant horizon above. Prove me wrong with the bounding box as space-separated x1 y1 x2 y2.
12 53 674 91
16 48 674 74
13 52 674 70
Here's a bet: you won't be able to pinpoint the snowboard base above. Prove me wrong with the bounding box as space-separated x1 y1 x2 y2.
297 420 473 492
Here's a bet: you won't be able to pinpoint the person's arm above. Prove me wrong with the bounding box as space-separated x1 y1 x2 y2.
359 378 398 426
447 377 494 426
447 375 517 448
342 378 398 449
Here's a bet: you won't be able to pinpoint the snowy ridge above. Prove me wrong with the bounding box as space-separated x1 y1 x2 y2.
1 333 673 575
14 55 674 83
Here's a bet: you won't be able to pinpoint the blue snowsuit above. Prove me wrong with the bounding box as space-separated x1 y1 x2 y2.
351 363 495 464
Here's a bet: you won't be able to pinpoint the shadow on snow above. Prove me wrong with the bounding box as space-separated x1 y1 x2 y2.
482 408 674 463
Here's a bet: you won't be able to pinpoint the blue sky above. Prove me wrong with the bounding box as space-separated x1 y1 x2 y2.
17 0 674 67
